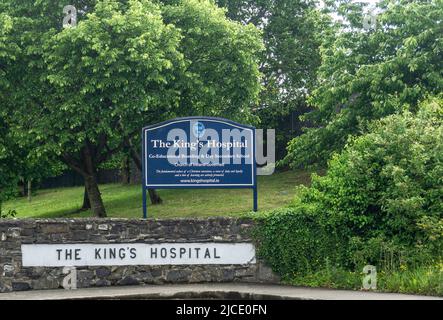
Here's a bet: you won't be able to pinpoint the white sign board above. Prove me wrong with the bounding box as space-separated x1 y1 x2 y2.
21 243 256 267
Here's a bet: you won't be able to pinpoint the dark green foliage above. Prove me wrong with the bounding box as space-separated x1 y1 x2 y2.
253 208 350 279
0 117 19 209
283 0 443 168
256 97 443 280
216 0 326 158
0 13 19 210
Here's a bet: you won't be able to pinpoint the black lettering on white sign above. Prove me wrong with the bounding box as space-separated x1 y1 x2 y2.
22 243 256 267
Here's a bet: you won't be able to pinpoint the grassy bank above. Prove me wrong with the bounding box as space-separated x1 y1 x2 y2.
4 170 311 219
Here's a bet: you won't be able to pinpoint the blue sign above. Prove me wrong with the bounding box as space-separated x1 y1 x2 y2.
141 117 257 218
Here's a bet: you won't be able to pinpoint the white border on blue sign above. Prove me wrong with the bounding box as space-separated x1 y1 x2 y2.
144 119 255 188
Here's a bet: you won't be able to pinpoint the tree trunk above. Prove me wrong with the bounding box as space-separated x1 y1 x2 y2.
127 141 162 205
121 156 130 185
27 180 32 202
19 179 26 197
84 174 106 218
61 140 110 218
81 143 107 218
148 189 162 204
81 186 91 211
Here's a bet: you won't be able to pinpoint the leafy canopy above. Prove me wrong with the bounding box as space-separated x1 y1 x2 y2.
2 0 263 216
39 0 184 157
7 0 263 159
283 0 443 168
216 0 327 158
0 14 20 207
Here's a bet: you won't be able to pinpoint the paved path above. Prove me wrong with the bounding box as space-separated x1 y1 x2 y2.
1 284 441 300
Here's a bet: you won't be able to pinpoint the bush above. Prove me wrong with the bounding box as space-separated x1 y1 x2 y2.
255 97 443 281
253 209 349 280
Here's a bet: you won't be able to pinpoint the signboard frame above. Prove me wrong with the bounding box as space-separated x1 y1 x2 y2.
21 243 256 267
141 117 257 218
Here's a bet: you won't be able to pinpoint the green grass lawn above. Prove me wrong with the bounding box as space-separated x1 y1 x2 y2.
4 170 311 219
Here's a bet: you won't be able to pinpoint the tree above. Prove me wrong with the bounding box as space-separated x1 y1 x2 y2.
4 0 263 217
216 0 326 157
0 13 20 215
1 12 62 208
283 0 443 168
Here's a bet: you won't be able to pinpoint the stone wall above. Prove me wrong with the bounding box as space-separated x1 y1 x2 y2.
0 218 279 292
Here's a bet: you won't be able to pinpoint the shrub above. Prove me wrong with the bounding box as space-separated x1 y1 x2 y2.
254 209 349 280
256 97 443 279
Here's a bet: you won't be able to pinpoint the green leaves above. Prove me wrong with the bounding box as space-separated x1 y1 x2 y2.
7 0 263 159
1 0 263 215
256 99 443 280
284 0 443 168
216 0 324 155
0 13 20 89
303 96 442 259
163 0 263 122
